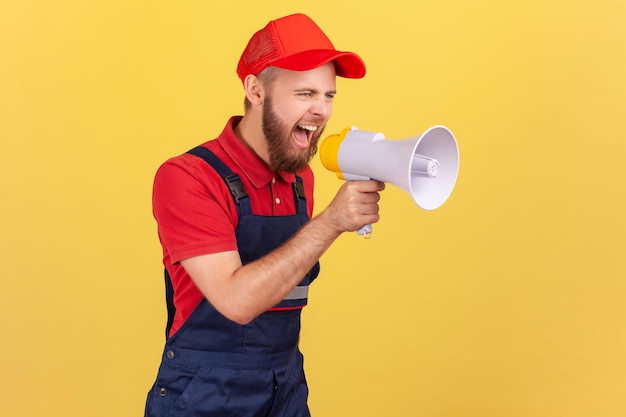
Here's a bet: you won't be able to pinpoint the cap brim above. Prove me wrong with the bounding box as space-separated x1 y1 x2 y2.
271 49 366 79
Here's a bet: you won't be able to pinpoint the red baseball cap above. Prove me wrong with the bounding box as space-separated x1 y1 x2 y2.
237 13 366 82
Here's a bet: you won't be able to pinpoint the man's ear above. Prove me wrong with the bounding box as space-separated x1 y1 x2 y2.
243 74 264 107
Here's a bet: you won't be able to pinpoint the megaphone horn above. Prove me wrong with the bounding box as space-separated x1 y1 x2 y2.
320 126 459 236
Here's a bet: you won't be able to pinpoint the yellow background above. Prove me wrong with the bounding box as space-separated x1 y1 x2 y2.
1 1 625 416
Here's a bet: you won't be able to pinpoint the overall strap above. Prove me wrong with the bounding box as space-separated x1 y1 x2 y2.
162 147 312 335
292 176 307 214
164 268 175 338
164 146 252 338
187 146 252 216
188 145 307 215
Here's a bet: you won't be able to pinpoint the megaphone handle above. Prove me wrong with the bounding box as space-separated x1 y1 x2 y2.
357 224 372 239
341 177 375 238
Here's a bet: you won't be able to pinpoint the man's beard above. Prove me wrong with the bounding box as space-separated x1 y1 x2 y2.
262 96 324 173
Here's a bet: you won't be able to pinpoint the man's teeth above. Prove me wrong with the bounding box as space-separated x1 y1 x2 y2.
298 125 318 132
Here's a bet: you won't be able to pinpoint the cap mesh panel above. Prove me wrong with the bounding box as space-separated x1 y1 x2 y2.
241 29 279 74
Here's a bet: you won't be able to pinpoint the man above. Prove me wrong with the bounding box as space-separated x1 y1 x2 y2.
144 13 384 417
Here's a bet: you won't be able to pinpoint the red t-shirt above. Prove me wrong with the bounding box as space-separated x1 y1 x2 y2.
153 116 315 335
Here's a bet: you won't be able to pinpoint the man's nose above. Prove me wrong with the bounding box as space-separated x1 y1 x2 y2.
310 97 332 119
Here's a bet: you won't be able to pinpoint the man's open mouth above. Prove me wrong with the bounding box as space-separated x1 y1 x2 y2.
293 124 318 149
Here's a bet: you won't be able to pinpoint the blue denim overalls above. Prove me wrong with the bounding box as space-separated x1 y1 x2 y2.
144 146 320 417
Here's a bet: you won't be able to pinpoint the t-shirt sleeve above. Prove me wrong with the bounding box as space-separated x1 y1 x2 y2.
152 155 239 264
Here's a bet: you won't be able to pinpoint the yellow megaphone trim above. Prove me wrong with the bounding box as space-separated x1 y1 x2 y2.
319 127 351 180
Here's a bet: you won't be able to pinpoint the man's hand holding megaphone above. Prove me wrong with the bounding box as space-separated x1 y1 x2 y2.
318 179 385 238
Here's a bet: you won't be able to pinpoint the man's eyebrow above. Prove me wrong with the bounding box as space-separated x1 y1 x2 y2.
293 88 337 95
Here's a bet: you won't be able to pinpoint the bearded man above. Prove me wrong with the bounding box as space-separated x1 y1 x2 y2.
144 13 384 417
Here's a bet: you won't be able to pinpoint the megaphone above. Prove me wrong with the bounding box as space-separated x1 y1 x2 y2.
320 125 459 237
